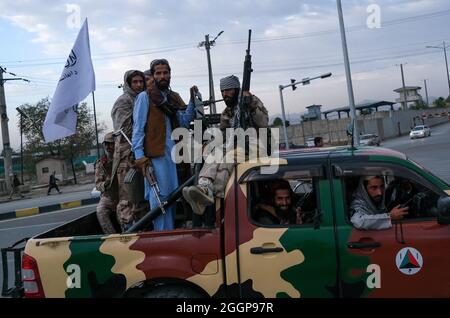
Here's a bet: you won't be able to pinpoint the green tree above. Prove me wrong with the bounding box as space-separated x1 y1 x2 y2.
433 97 446 108
16 97 104 182
272 117 283 127
410 100 429 110
272 117 290 127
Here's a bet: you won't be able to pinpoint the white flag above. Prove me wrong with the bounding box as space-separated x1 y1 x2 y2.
43 18 95 143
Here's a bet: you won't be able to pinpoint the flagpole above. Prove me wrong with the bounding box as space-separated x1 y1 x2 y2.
92 91 100 158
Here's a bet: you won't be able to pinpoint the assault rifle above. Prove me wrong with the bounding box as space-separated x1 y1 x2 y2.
113 129 167 215
239 29 253 130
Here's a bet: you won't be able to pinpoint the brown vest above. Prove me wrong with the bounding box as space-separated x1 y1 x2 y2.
144 91 186 158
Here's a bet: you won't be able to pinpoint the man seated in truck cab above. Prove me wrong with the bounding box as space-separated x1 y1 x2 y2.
385 177 438 219
350 175 409 230
254 180 314 225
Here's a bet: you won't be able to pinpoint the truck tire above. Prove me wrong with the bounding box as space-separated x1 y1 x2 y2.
143 285 204 298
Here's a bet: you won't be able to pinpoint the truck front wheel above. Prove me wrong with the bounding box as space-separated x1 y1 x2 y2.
143 285 204 298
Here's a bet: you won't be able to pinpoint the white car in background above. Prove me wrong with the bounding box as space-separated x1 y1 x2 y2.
410 125 431 139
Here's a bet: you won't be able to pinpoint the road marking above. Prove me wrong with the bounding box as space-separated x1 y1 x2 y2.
0 222 65 232
60 200 82 209
15 207 39 218
0 204 96 225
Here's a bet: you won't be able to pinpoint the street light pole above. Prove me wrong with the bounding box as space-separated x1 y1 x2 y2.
278 72 332 150
278 85 289 149
337 0 359 145
426 41 450 97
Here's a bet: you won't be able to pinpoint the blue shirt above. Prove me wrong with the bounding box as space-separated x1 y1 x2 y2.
132 90 195 230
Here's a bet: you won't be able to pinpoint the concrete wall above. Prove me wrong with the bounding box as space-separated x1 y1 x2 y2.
36 159 67 185
286 108 449 146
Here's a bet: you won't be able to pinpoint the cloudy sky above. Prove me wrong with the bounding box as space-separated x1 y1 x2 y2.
1 0 450 150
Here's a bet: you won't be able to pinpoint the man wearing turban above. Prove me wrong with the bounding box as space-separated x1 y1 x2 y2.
183 75 269 218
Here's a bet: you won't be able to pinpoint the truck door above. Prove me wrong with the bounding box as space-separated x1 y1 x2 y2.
230 164 339 298
332 160 450 297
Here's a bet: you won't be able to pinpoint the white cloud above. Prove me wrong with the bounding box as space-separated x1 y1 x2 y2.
6 15 56 43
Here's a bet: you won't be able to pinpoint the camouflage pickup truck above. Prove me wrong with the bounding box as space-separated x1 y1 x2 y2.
3 146 450 298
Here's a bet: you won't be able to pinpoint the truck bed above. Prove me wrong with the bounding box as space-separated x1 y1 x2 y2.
35 212 106 239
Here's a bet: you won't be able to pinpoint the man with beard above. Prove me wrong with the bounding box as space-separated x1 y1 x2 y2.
95 132 119 234
132 59 196 231
255 180 310 225
350 175 409 230
182 75 269 217
111 70 148 231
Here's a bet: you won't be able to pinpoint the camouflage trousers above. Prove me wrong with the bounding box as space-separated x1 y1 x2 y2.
198 162 234 198
116 199 149 232
198 144 259 198
96 196 118 234
114 144 148 231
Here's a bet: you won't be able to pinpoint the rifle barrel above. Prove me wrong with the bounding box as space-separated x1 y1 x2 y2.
125 175 196 233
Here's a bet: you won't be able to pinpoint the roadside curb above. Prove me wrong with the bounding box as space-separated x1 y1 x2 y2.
0 197 99 221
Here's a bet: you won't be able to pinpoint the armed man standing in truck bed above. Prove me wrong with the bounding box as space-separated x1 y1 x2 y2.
95 132 119 234
183 74 269 216
111 70 149 231
132 59 196 231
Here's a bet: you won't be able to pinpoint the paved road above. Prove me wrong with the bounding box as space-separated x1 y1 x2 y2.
381 121 450 184
0 184 94 214
0 205 95 297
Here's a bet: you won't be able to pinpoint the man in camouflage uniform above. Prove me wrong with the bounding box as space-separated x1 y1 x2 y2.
95 132 118 234
111 70 149 231
183 75 269 216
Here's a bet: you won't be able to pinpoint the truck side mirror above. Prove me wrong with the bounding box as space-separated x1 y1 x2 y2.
437 196 450 225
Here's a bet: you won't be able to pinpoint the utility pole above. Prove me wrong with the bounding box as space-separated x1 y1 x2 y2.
423 79 429 106
337 0 359 145
0 67 14 191
426 41 450 97
1 67 30 190
445 41 450 97
198 31 224 114
398 63 408 110
19 112 23 184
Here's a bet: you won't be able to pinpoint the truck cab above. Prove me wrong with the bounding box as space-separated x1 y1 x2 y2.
3 146 450 298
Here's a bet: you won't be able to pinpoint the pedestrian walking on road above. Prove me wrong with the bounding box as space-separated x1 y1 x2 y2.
8 173 24 200
47 171 61 195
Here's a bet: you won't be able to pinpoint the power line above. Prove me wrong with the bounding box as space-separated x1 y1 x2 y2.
2 8 450 68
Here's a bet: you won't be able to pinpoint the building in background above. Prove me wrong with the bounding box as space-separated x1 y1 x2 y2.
35 157 67 185
394 86 423 109
301 105 322 122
